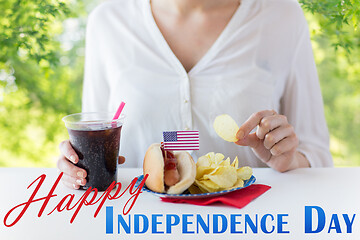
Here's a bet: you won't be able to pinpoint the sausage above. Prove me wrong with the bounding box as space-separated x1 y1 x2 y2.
161 147 180 187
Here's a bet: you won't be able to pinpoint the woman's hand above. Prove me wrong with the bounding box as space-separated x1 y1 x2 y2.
57 140 126 189
235 110 309 172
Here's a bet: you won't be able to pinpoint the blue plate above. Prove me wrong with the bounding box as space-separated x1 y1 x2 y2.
135 175 256 199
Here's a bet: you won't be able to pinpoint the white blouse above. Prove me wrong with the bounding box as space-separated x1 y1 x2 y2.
82 0 333 168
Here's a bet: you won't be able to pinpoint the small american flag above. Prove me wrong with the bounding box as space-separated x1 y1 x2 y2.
162 131 199 151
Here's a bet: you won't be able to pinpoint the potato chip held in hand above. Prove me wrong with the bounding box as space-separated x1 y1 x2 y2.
213 114 239 142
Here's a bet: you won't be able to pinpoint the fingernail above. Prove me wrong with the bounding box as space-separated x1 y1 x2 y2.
70 155 76 163
237 130 244 139
73 184 79 189
76 179 83 185
77 171 84 178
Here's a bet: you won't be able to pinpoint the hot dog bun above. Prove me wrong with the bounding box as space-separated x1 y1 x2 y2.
143 143 196 194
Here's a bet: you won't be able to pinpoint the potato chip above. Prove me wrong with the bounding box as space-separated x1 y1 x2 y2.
203 166 237 188
237 166 253 180
196 166 215 180
196 155 211 168
195 179 219 193
201 166 219 180
190 152 253 194
188 184 203 194
231 156 239 168
205 152 214 159
201 179 222 191
205 152 215 164
214 153 225 164
213 114 239 142
195 184 209 193
231 178 244 189
219 157 230 167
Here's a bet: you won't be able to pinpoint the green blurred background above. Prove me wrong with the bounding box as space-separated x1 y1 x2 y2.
0 0 359 167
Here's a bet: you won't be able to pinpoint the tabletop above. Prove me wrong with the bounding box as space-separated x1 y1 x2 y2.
0 167 359 240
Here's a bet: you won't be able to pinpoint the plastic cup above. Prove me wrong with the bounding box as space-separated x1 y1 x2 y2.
62 112 125 191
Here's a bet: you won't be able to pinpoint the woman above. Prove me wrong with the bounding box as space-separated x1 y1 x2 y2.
57 0 333 189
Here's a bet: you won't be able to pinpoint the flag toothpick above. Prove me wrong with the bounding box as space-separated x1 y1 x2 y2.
162 131 199 151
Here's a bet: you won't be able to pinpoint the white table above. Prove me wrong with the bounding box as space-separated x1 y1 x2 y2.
0 167 359 239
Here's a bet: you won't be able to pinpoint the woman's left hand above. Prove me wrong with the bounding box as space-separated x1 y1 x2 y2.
235 110 309 172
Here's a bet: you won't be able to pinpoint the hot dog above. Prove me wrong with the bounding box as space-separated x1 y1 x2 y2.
143 143 196 194
161 147 181 187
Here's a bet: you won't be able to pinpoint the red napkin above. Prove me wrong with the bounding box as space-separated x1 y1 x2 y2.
161 184 271 209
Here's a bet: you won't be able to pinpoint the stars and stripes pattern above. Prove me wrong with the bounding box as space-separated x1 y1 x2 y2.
162 131 199 151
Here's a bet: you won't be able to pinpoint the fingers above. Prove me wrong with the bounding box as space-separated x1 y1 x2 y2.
256 114 288 140
237 110 276 140
57 155 87 179
61 173 86 190
58 140 87 189
269 134 298 156
263 124 294 150
235 132 261 149
59 140 79 164
235 110 301 172
57 155 87 189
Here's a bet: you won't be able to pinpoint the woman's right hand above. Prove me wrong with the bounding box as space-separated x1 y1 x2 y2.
57 140 126 190
57 140 87 189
